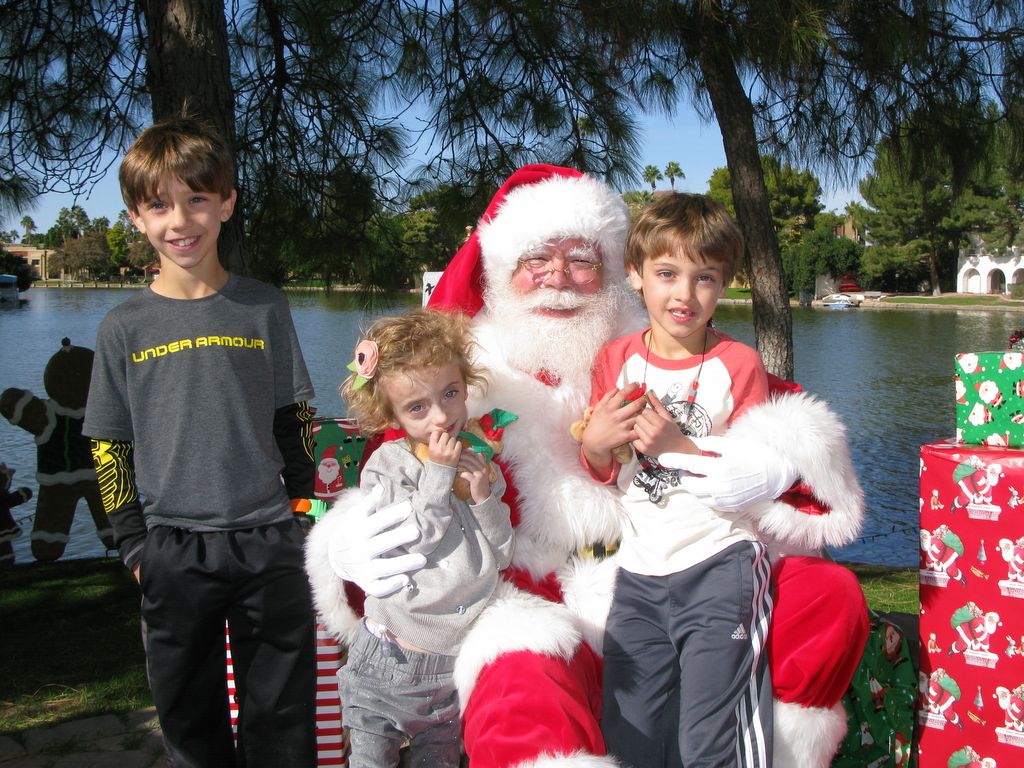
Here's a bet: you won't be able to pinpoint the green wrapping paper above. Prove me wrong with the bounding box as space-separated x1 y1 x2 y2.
955 351 1024 447
832 612 917 767
308 418 369 515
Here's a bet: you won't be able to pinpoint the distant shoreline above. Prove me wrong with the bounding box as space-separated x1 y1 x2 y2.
29 281 415 294
27 282 1024 312
725 295 1024 312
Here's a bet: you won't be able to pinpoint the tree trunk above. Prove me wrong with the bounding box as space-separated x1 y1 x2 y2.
928 243 942 295
684 23 794 380
139 0 247 275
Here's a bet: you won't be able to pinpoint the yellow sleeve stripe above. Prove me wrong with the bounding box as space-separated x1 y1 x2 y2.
297 401 316 462
91 438 139 516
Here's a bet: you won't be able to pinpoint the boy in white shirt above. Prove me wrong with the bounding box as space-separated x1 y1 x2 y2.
582 193 772 768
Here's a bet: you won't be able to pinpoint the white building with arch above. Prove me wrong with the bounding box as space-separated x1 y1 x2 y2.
958 243 1024 294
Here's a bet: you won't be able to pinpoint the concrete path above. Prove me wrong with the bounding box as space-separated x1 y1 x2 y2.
0 709 165 767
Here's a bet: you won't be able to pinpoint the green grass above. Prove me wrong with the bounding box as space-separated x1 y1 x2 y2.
724 286 753 300
723 285 1024 309
882 294 1023 307
0 556 919 736
0 557 150 736
848 564 919 614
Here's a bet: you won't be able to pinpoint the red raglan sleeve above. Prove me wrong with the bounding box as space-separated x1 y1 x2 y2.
722 340 770 424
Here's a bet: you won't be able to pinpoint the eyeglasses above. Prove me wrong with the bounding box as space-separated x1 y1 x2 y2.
515 254 603 285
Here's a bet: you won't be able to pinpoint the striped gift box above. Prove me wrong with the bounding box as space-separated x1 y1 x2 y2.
227 621 347 765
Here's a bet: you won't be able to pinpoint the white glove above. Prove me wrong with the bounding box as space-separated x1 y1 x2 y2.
326 485 427 598
658 435 798 512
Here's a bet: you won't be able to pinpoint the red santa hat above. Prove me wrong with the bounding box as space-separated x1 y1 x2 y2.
428 164 631 315
320 446 338 463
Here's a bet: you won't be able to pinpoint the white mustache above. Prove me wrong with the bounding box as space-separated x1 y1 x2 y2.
521 288 588 311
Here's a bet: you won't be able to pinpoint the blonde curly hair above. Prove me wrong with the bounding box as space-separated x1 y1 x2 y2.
340 309 485 435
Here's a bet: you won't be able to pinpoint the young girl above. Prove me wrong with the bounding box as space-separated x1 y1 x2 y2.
337 308 515 768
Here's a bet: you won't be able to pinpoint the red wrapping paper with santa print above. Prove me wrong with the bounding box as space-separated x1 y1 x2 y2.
955 351 1024 446
919 440 1024 766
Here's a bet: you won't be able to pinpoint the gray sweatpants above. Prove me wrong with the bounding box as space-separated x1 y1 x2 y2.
338 620 461 768
602 540 774 768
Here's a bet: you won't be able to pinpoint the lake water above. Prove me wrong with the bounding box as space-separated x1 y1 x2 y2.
2 288 1018 566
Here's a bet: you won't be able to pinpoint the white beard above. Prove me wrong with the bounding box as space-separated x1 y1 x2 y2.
318 465 340 484
483 279 630 392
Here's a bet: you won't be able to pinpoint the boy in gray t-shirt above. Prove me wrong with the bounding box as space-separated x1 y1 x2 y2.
83 115 317 767
336 309 515 768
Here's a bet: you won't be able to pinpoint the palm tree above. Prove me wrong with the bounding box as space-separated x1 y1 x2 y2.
56 206 89 243
664 161 684 191
20 215 35 243
622 190 655 219
642 165 664 192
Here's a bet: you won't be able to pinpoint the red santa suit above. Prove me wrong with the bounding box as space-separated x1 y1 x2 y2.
305 165 869 768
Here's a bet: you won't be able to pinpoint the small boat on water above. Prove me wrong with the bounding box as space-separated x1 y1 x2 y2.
820 292 861 309
0 274 21 305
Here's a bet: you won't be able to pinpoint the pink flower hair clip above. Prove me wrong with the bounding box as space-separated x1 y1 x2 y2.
347 339 379 390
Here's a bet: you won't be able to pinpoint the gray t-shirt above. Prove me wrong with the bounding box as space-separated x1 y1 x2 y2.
361 440 515 655
83 275 314 530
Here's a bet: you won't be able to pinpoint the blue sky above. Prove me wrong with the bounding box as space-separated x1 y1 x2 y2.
12 111 862 235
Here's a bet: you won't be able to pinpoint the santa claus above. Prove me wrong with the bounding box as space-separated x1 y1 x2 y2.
949 602 1000 655
314 445 345 500
306 164 869 768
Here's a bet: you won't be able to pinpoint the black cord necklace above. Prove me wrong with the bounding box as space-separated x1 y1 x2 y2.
634 327 712 501
642 326 709 414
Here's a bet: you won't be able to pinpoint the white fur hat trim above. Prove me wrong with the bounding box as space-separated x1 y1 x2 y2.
476 173 630 285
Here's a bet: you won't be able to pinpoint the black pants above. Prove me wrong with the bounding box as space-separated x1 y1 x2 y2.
602 541 774 768
140 519 316 768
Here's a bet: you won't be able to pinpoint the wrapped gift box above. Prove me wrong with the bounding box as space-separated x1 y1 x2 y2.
228 623 347 765
311 418 369 504
955 352 1024 446
918 441 1024 766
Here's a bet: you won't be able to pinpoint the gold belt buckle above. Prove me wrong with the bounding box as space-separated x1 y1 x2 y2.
578 541 619 560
